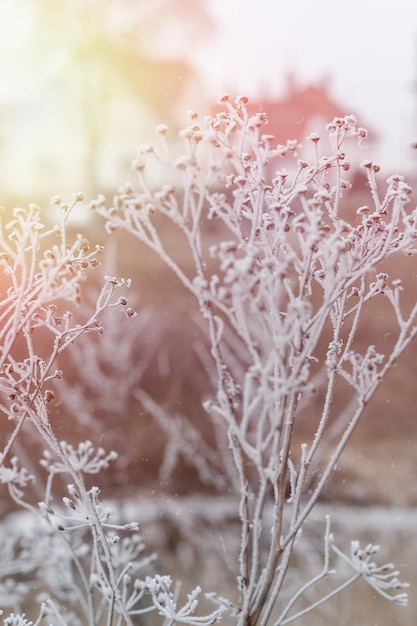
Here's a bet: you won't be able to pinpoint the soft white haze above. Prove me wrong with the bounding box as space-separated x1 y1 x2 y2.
0 0 415 199
195 0 417 172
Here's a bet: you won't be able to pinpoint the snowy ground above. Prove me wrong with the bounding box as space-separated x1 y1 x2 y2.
1 495 416 625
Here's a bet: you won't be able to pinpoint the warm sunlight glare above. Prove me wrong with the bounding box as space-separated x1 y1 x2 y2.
0 1 195 204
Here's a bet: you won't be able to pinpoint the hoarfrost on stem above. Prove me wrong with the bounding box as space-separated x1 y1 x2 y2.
91 98 415 625
0 97 414 626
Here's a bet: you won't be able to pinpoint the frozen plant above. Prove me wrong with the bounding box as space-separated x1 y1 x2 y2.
0 193 228 626
0 197 159 625
272 517 409 625
0 196 134 464
91 97 416 625
0 98 415 626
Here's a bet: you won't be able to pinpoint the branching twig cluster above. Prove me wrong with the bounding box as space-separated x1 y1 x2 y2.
91 97 415 625
0 98 414 625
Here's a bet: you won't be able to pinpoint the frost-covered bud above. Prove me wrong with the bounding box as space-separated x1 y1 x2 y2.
179 126 195 140
175 155 191 169
155 124 168 135
105 275 119 285
361 159 380 172
131 158 144 172
307 132 320 143
138 143 154 155
44 390 55 403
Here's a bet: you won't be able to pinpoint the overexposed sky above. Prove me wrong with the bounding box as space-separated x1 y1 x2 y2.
194 0 417 171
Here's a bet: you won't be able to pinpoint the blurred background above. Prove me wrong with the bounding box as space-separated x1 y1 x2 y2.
0 0 416 206
2 4 417 623
2 0 417 511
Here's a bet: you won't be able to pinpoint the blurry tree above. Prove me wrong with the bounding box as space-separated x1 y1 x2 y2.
41 0 215 188
0 0 215 194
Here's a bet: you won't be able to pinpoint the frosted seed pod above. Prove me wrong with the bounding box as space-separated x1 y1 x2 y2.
155 123 168 135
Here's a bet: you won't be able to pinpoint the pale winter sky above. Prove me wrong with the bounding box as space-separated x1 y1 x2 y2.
194 0 417 172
